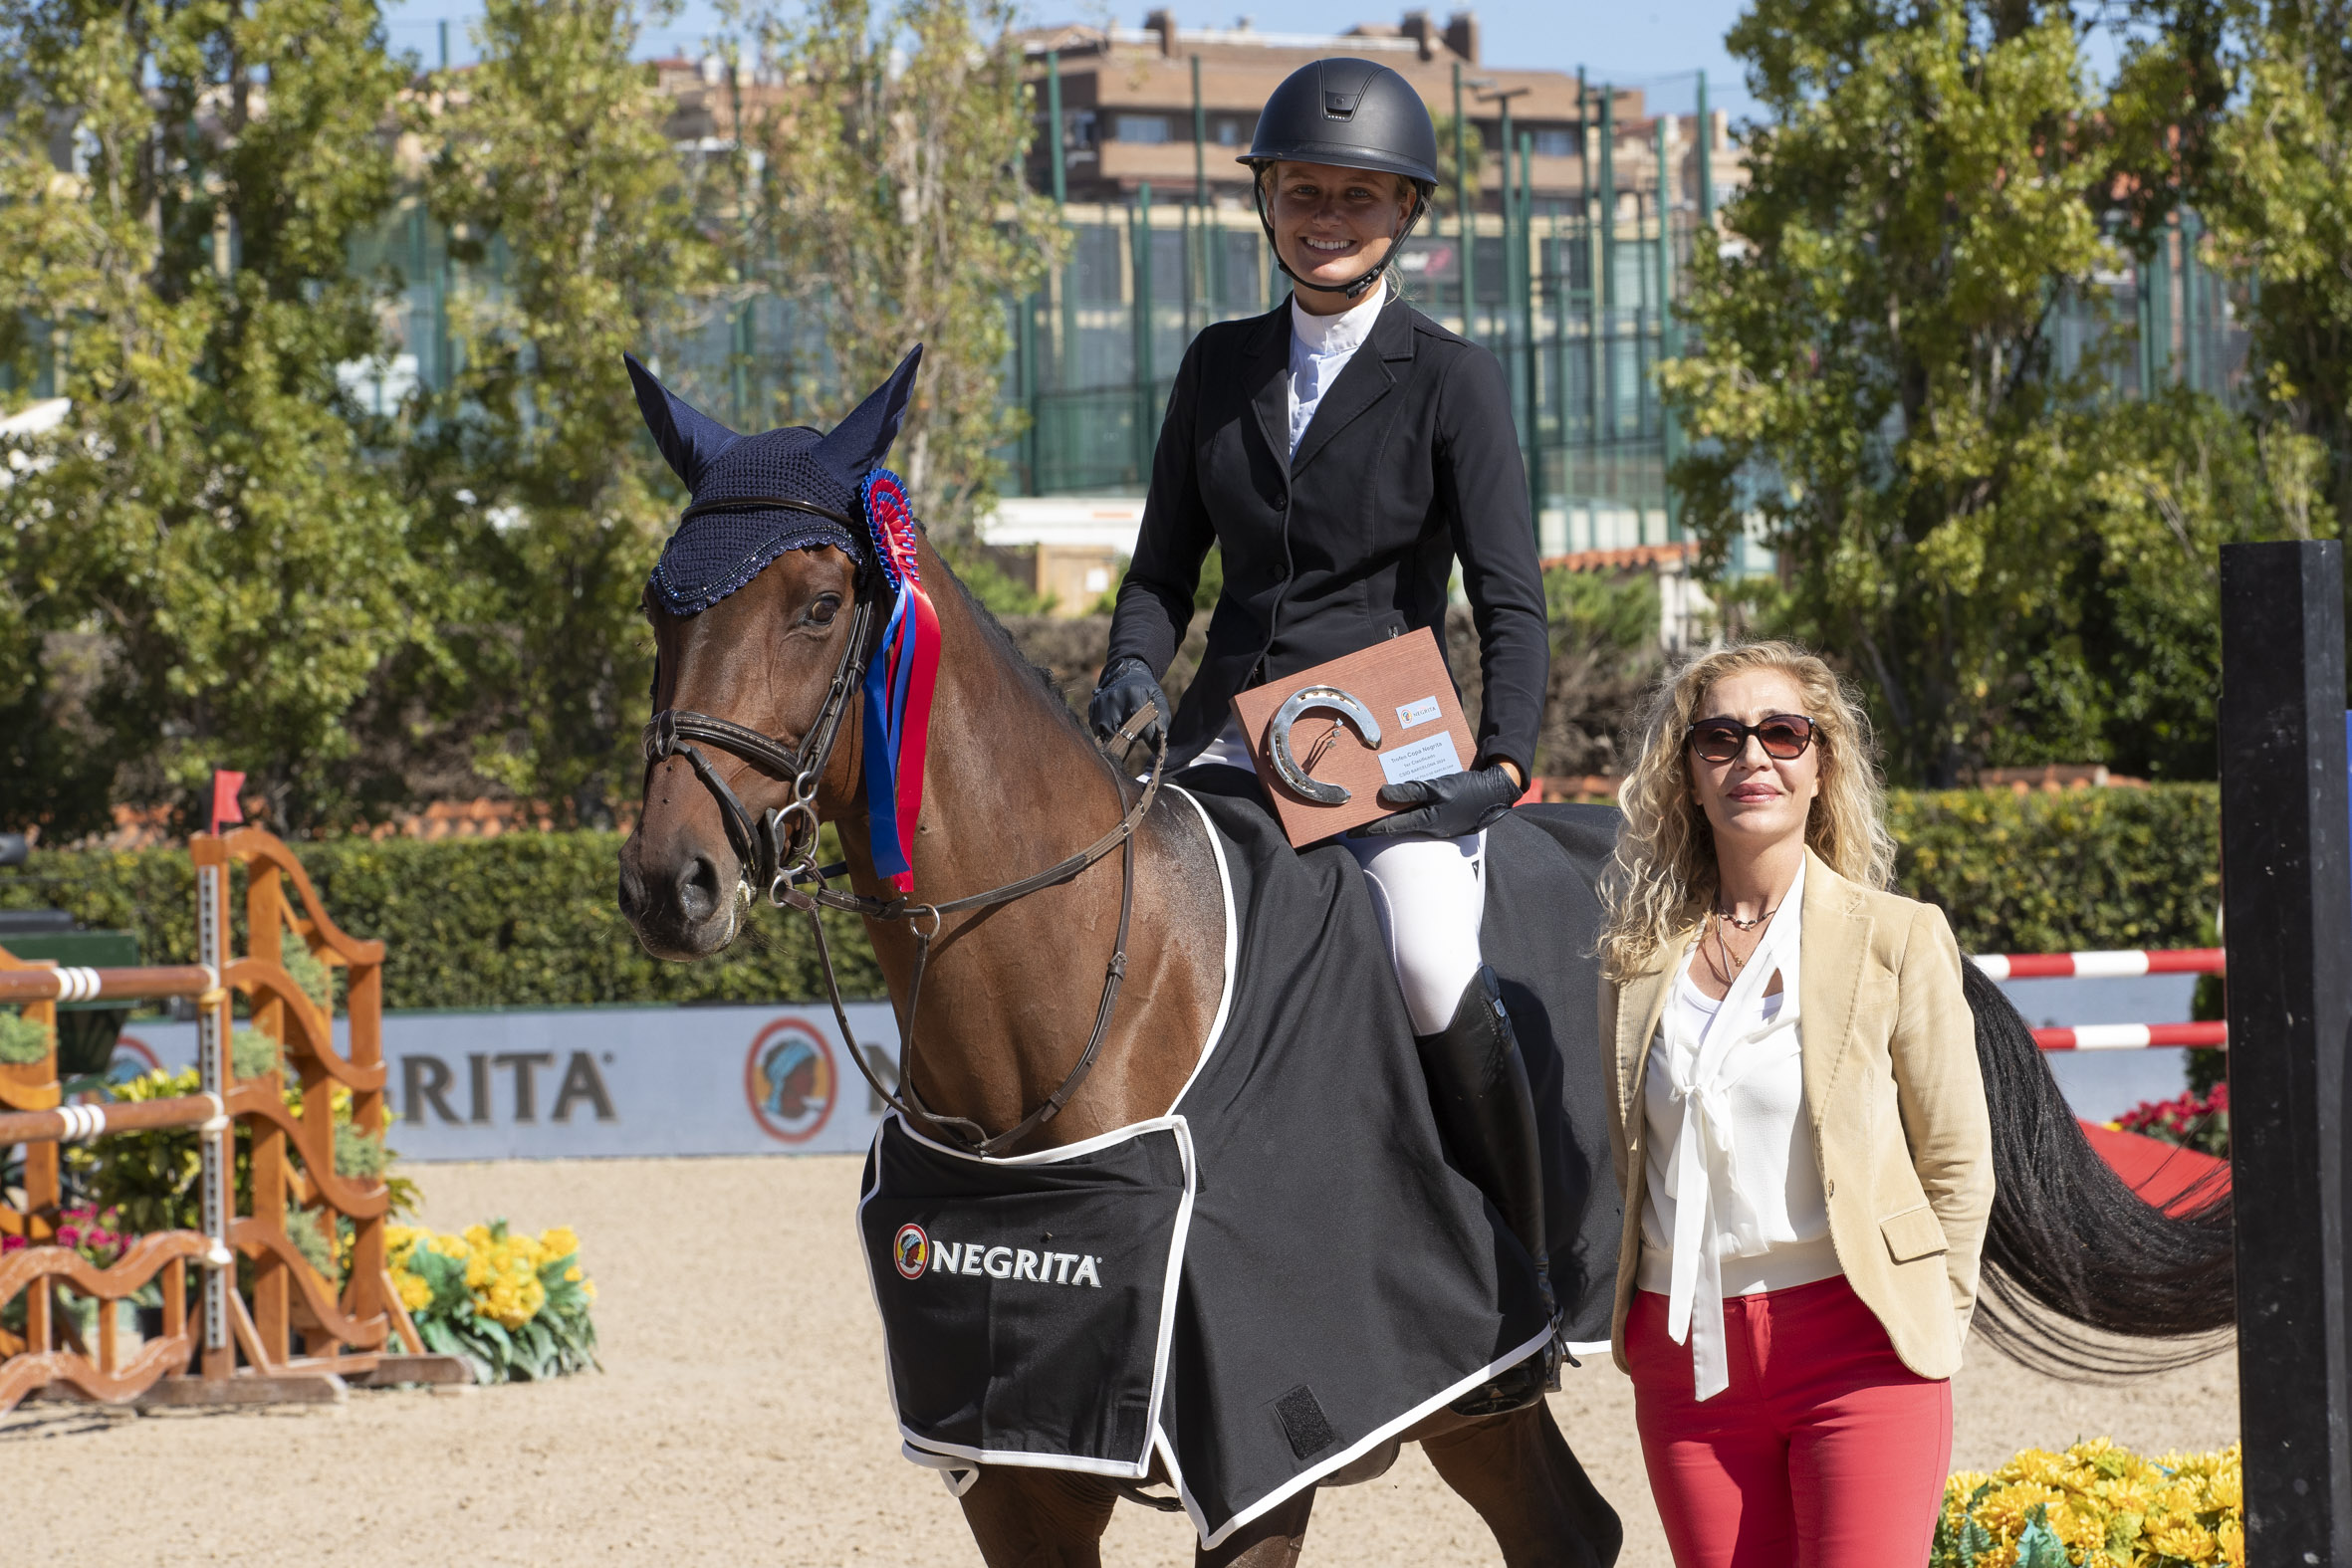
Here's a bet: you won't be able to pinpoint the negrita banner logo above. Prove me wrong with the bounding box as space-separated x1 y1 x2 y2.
744 1018 838 1143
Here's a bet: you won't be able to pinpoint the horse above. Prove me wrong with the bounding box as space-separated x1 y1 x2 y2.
619 480 1639 1565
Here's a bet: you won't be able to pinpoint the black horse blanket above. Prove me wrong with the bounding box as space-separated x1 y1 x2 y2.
863 773 1622 1548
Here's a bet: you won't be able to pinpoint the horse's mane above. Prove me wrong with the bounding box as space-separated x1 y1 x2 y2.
931 545 1100 748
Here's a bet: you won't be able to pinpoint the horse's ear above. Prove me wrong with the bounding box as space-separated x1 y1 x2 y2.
625 352 741 489
815 344 923 484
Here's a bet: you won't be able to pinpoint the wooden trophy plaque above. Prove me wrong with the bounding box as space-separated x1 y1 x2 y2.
1229 626 1478 847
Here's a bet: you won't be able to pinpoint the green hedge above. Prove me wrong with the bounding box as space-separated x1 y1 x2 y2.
0 785 2217 1009
1889 784 2219 953
0 834 882 1011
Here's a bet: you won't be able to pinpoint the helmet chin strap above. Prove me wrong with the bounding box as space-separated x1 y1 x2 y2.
1255 179 1428 303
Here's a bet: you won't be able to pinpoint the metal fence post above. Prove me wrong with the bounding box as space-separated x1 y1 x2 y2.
2220 539 2352 1566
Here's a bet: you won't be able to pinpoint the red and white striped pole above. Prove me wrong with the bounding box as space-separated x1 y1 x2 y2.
1969 949 2226 982
1968 949 2228 1051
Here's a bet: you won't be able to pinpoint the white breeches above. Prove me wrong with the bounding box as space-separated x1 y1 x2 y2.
1342 829 1488 1036
1193 721 1488 1035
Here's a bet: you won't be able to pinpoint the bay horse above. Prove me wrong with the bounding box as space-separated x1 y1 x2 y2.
618 517 1622 1566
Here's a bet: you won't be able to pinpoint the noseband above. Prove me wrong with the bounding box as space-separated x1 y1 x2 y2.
638 534 1168 1157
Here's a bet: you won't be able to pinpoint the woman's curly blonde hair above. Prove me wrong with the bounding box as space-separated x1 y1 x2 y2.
1598 640 1896 982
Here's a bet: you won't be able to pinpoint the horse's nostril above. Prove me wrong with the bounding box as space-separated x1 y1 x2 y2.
675 854 726 924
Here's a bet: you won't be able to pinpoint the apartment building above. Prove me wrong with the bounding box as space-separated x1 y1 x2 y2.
1017 9 1741 225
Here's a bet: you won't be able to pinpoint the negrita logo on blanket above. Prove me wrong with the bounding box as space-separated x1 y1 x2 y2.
892 1224 1103 1287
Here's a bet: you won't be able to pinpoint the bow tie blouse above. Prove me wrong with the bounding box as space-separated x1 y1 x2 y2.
1637 861 1839 1399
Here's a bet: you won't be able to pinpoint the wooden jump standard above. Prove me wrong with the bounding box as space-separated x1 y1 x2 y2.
0 827 466 1414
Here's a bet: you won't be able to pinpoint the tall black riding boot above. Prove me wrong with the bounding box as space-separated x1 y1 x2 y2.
1417 965 1560 1417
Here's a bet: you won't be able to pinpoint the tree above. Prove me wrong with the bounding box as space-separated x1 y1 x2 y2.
2199 0 2352 521
728 0 1060 543
408 0 724 821
1665 0 2329 784
0 0 431 834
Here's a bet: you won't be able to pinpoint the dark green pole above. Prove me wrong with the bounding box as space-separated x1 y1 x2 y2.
1192 55 1211 326
1519 129 1538 539
1598 84 1616 440
1048 50 1070 491
1047 52 1066 208
1657 112 1679 541
1128 183 1147 482
1454 60 1474 344
1499 88 1517 423
1581 72 1598 458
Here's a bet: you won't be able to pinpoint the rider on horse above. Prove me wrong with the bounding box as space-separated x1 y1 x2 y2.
1088 57 1559 1417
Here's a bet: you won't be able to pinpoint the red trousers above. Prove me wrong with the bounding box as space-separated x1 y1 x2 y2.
1625 1276 1952 1568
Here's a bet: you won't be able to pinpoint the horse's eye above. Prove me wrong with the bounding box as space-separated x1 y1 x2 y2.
808 595 841 626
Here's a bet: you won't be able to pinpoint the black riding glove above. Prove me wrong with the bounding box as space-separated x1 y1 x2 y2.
1088 657 1171 751
1355 762 1523 839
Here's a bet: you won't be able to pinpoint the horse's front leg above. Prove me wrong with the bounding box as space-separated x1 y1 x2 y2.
1197 1487 1315 1568
1421 1405 1624 1568
958 1467 1119 1568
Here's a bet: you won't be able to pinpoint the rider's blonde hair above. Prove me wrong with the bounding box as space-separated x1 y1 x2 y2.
1598 640 1896 983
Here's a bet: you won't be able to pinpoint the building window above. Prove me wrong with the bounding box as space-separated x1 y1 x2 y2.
1531 127 1578 158
1215 117 1243 146
1114 113 1170 144
1065 111 1097 150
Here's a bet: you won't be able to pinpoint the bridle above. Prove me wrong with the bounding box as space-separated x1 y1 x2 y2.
640 508 1169 1157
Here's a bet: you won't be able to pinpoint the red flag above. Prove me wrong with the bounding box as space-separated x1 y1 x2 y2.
209 771 246 836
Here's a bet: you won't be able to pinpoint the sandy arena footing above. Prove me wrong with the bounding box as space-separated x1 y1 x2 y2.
3 1155 2238 1565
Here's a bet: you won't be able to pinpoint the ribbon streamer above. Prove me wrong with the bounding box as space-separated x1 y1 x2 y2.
858 470 940 893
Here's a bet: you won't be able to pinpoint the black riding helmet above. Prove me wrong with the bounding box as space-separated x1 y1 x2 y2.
1240 58 1440 300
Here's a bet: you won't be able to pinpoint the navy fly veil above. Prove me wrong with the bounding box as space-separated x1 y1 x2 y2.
629 345 944 890
627 346 922 615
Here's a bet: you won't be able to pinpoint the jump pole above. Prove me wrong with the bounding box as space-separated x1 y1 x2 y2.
2220 538 2352 1563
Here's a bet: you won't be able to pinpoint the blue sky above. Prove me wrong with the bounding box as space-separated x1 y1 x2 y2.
378 0 1761 118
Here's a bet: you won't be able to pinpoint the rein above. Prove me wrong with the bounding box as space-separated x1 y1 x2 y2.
642 575 1169 1158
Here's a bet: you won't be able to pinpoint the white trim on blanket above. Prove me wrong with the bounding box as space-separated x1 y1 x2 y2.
1164 783 1240 1115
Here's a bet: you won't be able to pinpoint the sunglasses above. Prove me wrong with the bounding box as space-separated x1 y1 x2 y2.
1685 714 1817 765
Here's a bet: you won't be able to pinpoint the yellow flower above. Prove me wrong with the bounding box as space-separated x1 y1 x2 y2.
2218 1517 2245 1568
564 1264 582 1283
1975 1481 2062 1539
540 1226 580 1258
394 1269 432 1312
2149 1517 2218 1562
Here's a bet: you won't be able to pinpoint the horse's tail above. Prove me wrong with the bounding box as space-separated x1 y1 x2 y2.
1962 960 2235 1376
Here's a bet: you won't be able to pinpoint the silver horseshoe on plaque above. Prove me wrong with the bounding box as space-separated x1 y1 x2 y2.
1268 685 1384 804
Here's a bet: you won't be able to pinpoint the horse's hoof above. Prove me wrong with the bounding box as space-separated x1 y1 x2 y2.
1446 1358 1547 1417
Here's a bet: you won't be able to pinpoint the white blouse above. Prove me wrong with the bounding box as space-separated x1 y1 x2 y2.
1637 860 1838 1399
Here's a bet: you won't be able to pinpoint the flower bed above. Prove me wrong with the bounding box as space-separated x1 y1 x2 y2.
1936 1440 2241 1566
386 1221 598 1384
2113 1084 2230 1158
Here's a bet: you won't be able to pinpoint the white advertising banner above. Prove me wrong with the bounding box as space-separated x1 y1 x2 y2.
113 1004 905 1162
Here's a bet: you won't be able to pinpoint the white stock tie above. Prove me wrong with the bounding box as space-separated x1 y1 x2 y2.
1659 878 1804 1401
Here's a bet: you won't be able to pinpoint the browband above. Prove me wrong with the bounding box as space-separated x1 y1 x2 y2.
678 495 860 529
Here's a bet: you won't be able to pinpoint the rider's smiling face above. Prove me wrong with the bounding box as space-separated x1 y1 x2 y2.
1688 669 1821 854
1268 160 1412 310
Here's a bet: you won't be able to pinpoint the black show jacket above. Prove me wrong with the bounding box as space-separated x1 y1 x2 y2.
1104 295 1549 779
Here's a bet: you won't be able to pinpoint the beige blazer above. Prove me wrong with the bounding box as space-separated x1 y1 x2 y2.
1598 848 1995 1381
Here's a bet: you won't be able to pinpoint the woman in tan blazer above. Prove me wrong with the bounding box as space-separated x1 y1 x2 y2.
1596 640 1992 1568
